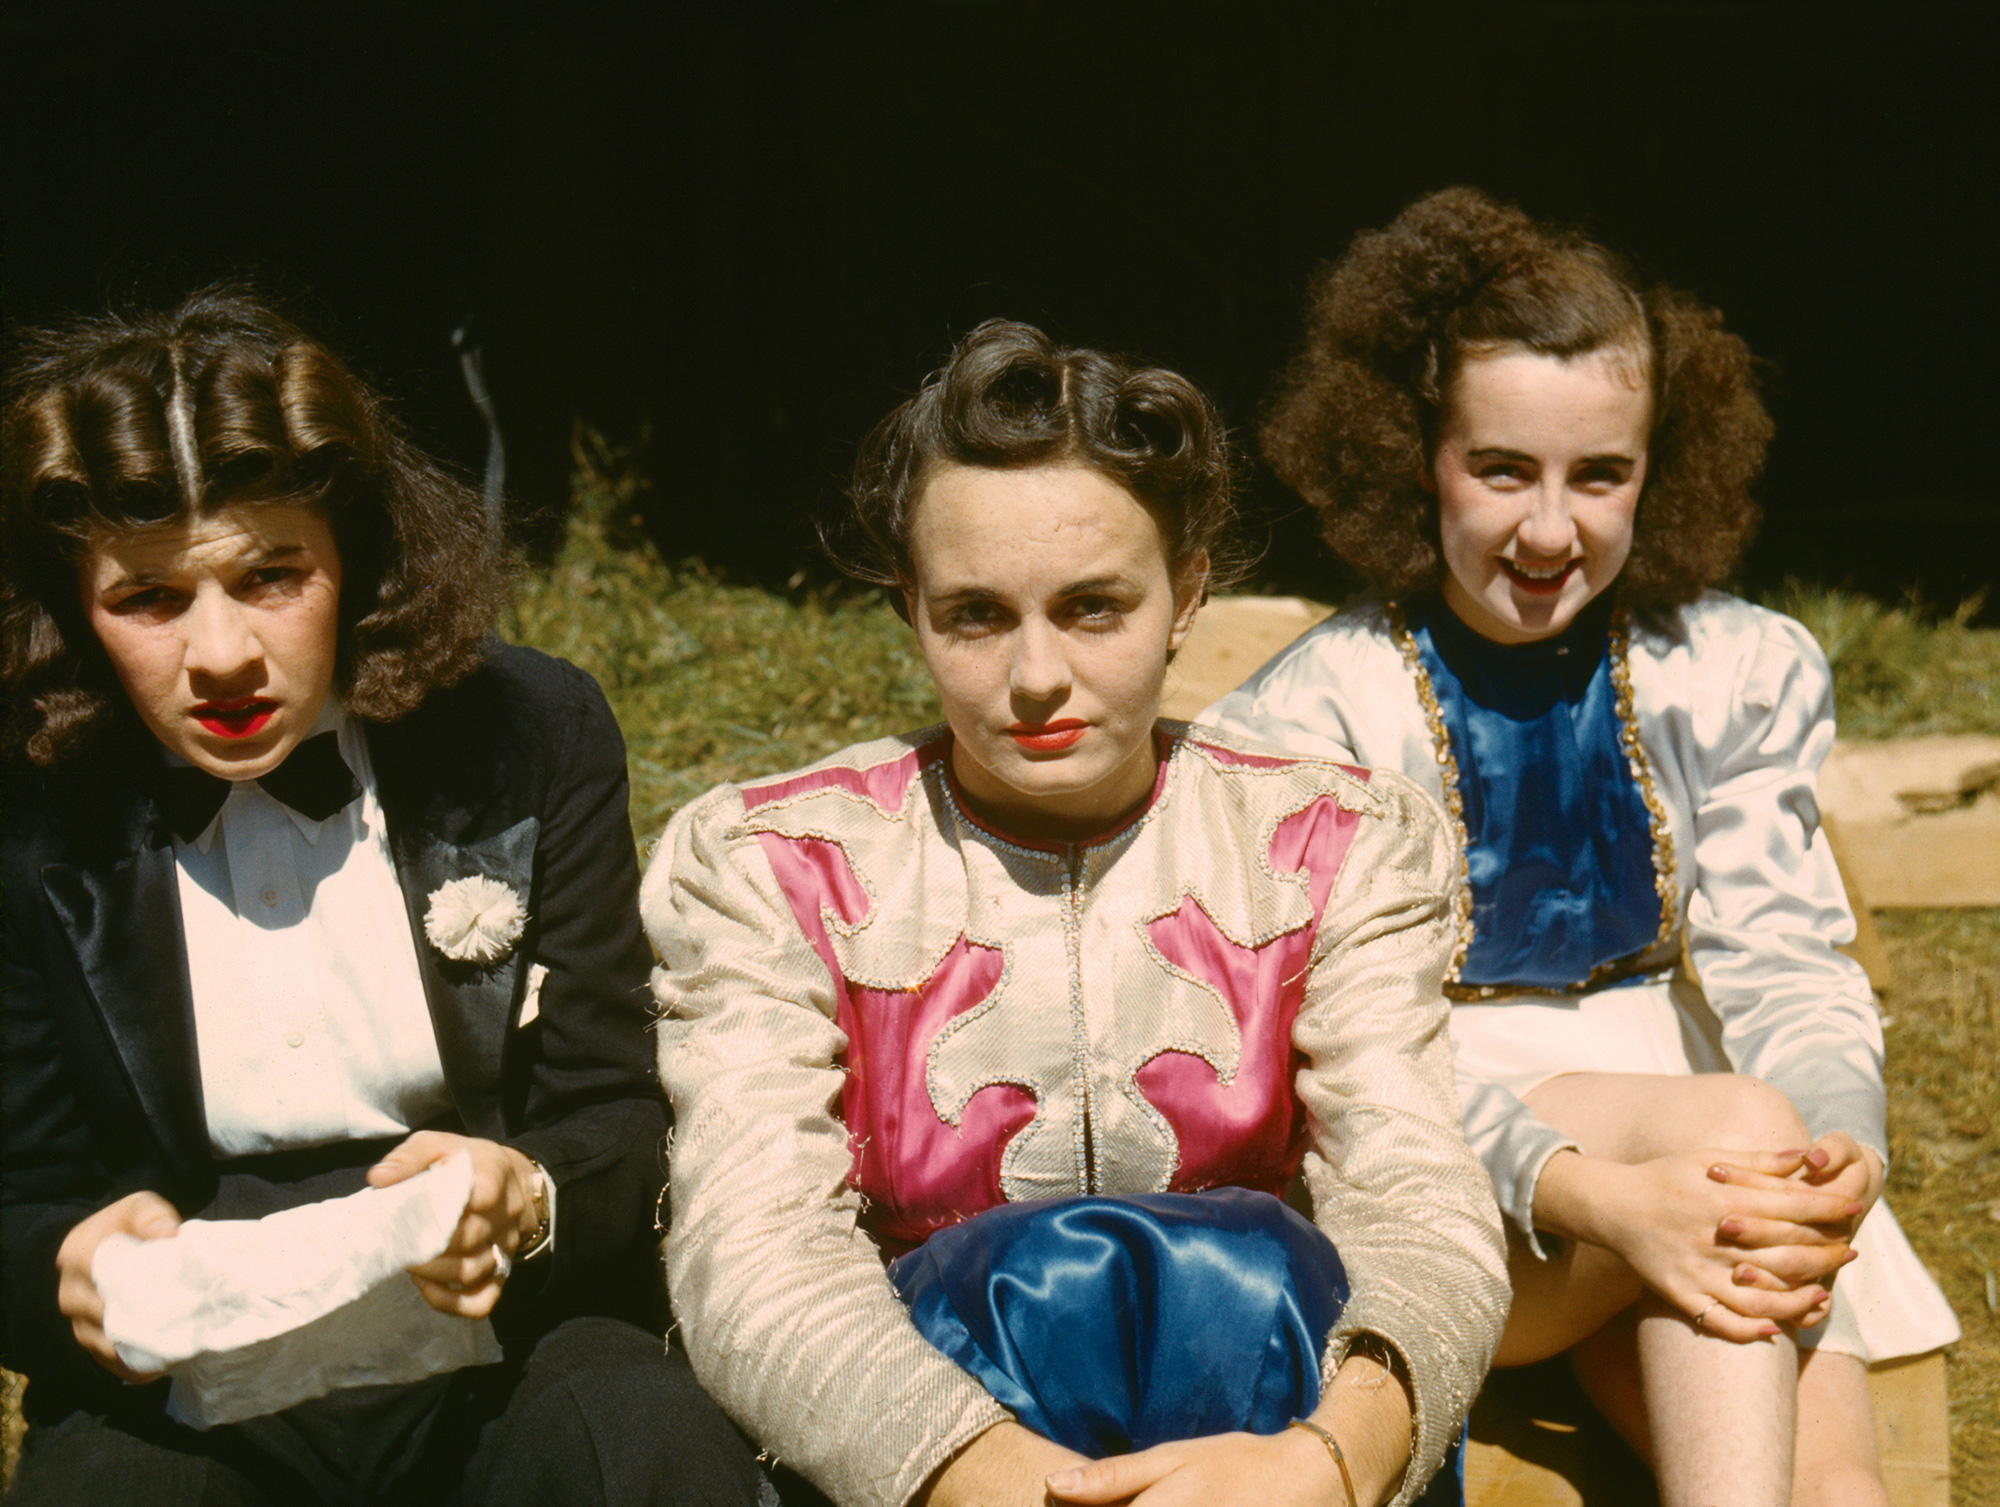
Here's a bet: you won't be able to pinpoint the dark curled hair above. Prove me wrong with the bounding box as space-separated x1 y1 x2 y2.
1263 187 1774 606
2 285 514 765
835 319 1245 591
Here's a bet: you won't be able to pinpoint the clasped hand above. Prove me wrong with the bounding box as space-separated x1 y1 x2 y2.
56 1131 539 1380
923 1350 1410 1507
927 1421 1364 1507
1606 1132 1881 1343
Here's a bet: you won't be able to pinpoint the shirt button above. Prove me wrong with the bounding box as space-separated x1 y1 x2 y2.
261 888 279 906
285 1030 305 1048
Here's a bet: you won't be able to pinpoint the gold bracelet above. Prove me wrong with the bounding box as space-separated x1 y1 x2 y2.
1287 1418 1359 1507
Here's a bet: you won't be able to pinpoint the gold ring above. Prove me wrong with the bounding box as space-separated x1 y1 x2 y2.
1693 1299 1721 1333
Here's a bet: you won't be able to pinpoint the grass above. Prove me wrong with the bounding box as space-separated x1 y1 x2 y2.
1767 580 2000 739
4 441 1996 1495
501 429 940 847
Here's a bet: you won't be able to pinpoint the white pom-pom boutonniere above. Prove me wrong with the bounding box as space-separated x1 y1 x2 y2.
424 876 527 965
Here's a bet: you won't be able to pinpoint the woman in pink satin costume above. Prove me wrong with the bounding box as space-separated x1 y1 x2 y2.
642 320 1507 1507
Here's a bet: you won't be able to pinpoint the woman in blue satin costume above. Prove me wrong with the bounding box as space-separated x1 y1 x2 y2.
646 321 1507 1507
1204 189 1957 1507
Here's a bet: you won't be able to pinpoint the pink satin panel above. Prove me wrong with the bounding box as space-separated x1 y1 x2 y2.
750 777 1035 1255
754 831 872 964
843 941 1036 1252
1184 741 1298 772
742 745 928 818
1136 787 1366 1192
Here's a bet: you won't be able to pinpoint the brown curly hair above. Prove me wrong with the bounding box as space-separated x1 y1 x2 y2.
833 319 1246 593
2 285 514 766
1263 187 1773 606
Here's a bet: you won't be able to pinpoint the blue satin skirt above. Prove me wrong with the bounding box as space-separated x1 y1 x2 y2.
888 1187 1464 1504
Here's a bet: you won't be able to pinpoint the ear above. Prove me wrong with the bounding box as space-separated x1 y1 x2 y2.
1166 550 1208 654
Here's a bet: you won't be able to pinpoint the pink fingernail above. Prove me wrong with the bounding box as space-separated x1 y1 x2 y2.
1844 1200 1865 1216
1708 1164 1731 1182
1761 1324 1782 1338
1808 1148 1830 1168
1776 1149 1807 1159
1843 1248 1859 1265
1718 1217 1744 1238
1048 1470 1082 1493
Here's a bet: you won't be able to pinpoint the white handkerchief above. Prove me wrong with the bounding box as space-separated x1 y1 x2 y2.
94 1149 503 1429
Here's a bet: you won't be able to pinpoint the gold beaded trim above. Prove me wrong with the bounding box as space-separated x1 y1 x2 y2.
1388 601 1474 988
1607 608 1679 957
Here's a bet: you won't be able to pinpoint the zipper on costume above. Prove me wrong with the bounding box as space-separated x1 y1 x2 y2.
1063 842 1096 1194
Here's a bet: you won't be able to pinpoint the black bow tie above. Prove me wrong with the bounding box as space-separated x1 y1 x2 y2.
159 732 362 844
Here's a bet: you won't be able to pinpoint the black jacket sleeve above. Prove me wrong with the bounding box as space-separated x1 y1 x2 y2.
488 650 668 1330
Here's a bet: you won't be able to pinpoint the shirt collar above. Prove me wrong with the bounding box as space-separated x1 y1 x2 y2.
169 701 351 853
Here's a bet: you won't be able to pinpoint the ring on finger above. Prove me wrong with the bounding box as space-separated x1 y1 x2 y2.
1693 1299 1722 1334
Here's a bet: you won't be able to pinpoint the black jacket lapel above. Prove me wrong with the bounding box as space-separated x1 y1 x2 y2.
42 848 210 1179
390 817 539 1138
367 677 544 1139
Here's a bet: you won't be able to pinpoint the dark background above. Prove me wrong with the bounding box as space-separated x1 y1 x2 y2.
7 1 1996 610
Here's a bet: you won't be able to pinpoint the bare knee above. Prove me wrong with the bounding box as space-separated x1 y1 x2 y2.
1691 1074 1810 1156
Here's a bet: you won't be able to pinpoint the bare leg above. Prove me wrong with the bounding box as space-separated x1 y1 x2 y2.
1793 1349 1887 1507
1639 1291 1798 1506
1573 1313 1890 1507
1562 1268 1798 1505
1506 1073 1822 1507
1568 1305 1648 1458
1494 1225 1640 1368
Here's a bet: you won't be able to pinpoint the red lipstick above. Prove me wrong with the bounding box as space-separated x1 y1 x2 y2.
193 698 277 739
1008 719 1086 752
1501 560 1578 596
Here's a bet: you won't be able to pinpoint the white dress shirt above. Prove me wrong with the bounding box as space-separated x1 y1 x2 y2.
173 706 452 1157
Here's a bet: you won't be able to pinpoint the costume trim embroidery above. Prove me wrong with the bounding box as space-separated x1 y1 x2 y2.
1061 848 1092 1193
1607 609 1679 957
1387 602 1474 988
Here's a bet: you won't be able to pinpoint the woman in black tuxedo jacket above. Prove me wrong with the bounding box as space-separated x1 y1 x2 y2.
0 289 758 1505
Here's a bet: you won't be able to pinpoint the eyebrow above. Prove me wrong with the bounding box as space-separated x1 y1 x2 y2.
927 574 1134 606
1465 446 1637 466
101 543 306 594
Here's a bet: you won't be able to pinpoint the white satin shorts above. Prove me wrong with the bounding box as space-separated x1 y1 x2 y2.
1450 979 1960 1363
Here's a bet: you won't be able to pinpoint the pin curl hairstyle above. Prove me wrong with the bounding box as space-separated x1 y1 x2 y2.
833 318 1246 594
2 286 513 765
1263 187 1773 606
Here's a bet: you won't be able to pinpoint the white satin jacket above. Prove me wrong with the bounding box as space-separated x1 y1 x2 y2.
1201 593 1886 1247
645 722 1506 1507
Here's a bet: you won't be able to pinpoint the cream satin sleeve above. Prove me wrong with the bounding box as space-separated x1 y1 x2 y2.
1292 770 1509 1504
1681 610 1886 1163
642 787 1009 1507
1199 616 1582 1258
1199 605 1394 773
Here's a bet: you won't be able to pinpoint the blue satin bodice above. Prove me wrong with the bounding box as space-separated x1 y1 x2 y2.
1410 596 1660 991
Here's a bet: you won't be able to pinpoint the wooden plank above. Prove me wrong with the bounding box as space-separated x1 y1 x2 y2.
1466 1352 1950 1505
1872 1351 1952 1507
